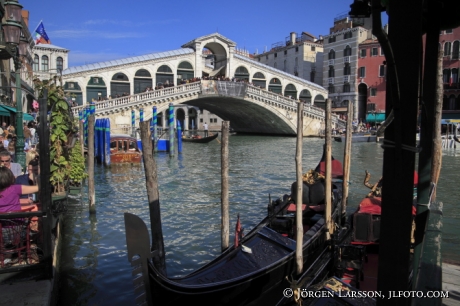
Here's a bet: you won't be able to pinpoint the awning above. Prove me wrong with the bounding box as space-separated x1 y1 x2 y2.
441 119 460 124
332 107 348 112
23 113 35 121
0 105 35 121
366 113 386 123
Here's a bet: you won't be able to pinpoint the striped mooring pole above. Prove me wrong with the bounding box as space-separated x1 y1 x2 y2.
152 106 158 153
140 108 144 122
169 103 174 156
131 109 135 137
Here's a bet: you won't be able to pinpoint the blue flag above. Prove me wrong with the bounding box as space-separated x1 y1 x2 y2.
34 21 50 44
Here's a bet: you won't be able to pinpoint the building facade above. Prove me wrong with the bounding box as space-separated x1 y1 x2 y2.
32 43 69 82
439 27 460 120
253 32 324 88
322 16 372 121
357 38 387 125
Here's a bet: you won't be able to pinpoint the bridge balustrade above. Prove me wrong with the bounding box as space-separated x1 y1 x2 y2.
70 80 345 130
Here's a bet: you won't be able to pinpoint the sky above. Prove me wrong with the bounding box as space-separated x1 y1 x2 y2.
21 0 386 68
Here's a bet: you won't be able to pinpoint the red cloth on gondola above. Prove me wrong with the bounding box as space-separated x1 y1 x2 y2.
358 197 416 215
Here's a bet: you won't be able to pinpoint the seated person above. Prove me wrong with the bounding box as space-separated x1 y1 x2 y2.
0 166 39 212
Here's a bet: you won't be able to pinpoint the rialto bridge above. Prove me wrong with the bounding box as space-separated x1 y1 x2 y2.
63 33 345 136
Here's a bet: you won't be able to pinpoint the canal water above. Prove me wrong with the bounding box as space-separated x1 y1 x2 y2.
57 136 460 305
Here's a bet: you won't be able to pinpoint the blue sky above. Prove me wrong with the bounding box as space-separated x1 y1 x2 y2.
21 0 385 67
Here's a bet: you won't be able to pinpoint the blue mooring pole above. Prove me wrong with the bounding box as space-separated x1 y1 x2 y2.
152 106 158 153
169 103 174 156
177 120 182 154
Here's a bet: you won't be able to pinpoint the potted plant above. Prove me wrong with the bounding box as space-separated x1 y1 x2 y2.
35 79 75 196
68 141 87 195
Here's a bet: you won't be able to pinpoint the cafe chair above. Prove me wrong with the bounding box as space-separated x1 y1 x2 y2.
0 208 33 268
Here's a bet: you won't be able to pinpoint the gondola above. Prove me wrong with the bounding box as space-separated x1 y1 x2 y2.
181 132 219 143
124 152 345 305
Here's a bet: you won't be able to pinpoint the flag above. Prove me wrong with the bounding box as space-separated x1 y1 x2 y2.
34 21 51 44
234 214 243 248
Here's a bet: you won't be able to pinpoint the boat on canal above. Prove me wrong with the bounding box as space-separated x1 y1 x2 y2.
124 151 345 305
334 132 378 143
109 134 142 163
181 132 219 143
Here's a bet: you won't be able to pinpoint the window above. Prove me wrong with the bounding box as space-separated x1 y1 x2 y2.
379 65 386 77
56 57 63 72
283 60 287 72
328 36 336 43
258 58 260 62
69 83 75 89
344 46 352 56
274 53 277 58
284 50 287 55
445 29 453 34
41 55 49 71
344 63 351 75
444 42 452 56
380 47 385 56
274 62 277 69
368 103 376 111
443 69 450 83
453 41 459 60
295 46 299 52
359 67 366 78
93 77 99 84
200 118 203 122
266 55 268 60
370 88 377 96
344 32 352 39
360 49 366 58
328 66 335 78
343 83 350 93
328 84 335 93
311 46 316 51
328 49 335 60
33 54 39 71
371 48 378 56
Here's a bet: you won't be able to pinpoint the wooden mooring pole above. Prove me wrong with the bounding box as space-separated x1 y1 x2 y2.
341 101 354 224
140 121 166 275
324 99 333 239
221 121 230 252
295 101 304 275
88 114 96 214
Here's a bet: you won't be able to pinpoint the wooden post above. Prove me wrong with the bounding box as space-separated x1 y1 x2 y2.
88 115 96 214
324 99 333 238
341 101 354 223
295 101 304 275
140 121 166 275
221 121 230 252
413 11 443 291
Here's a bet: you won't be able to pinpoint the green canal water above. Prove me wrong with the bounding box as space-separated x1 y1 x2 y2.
57 136 460 305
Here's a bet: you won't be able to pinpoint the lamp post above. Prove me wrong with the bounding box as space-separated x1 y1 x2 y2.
3 0 25 168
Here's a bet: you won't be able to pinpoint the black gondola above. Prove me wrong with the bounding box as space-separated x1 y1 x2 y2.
182 132 219 143
124 153 344 306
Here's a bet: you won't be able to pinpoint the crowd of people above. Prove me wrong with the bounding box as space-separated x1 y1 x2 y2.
0 118 40 236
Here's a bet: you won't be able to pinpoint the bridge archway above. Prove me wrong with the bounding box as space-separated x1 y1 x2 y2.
134 69 152 94
177 61 194 83
235 66 249 81
284 84 297 99
156 65 174 87
314 94 326 109
64 81 83 105
202 41 228 76
269 78 282 94
252 72 266 89
176 108 186 131
111 72 130 97
86 77 107 102
299 89 312 104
